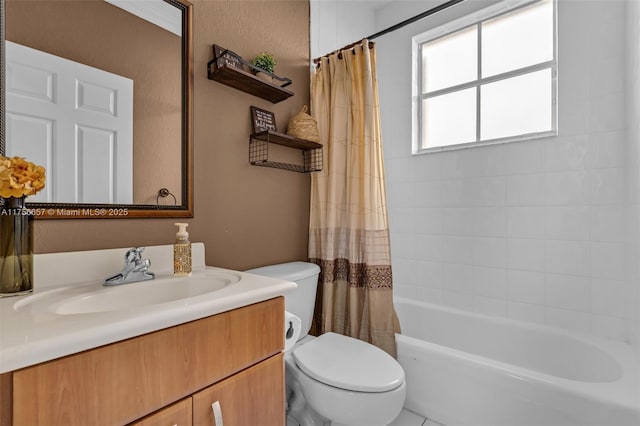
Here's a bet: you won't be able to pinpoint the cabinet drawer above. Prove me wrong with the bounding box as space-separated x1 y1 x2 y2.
11 297 284 426
130 397 192 426
193 354 285 426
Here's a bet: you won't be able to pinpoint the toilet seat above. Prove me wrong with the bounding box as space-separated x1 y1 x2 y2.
292 332 404 393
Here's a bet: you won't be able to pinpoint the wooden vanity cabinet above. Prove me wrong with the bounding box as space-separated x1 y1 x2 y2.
192 353 284 425
131 354 285 426
0 297 285 426
130 398 192 426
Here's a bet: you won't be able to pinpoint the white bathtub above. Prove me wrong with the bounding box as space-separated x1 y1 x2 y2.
394 297 640 426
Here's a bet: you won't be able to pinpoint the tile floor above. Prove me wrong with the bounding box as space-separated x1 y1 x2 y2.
286 408 444 426
389 408 445 426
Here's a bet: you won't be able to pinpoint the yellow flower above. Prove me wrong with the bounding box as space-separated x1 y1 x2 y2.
0 156 46 198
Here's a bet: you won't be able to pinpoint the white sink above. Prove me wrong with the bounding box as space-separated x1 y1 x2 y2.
1 244 298 374
14 270 241 315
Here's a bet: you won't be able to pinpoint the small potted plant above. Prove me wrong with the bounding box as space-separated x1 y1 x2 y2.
251 52 277 82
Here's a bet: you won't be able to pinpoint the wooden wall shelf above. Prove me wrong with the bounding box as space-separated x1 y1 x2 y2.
249 130 322 173
251 130 322 150
208 64 294 104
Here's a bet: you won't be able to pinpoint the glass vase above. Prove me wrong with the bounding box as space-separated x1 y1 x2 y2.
0 196 34 296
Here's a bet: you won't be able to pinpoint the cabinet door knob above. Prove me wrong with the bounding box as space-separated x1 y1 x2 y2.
211 400 224 426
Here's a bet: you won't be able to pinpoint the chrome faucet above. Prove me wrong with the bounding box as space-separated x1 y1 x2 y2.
104 247 155 286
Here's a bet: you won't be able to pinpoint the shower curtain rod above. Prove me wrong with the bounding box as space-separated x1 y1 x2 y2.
313 40 376 64
312 0 466 64
368 0 466 40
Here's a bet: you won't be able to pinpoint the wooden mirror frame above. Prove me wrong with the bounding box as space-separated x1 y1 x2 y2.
0 0 193 219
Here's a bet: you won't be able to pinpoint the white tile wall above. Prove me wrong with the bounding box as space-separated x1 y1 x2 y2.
590 205 627 242
506 174 546 205
626 0 640 357
474 207 506 237
507 207 546 239
546 274 589 311
507 239 545 272
590 131 626 169
508 269 546 305
545 206 589 241
377 0 635 343
473 266 507 299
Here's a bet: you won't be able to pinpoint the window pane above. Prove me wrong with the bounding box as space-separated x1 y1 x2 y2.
482 0 553 77
422 26 477 93
480 68 552 141
423 88 476 148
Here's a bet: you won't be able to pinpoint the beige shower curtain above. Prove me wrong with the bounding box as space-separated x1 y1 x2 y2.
309 40 399 357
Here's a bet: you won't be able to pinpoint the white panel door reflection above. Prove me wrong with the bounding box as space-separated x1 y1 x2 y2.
5 41 133 204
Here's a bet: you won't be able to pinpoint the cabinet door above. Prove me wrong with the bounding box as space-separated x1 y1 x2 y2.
130 398 192 426
193 353 284 426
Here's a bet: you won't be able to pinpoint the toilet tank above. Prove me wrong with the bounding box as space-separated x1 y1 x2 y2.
246 261 320 339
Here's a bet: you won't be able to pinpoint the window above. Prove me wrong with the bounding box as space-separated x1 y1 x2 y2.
412 0 556 153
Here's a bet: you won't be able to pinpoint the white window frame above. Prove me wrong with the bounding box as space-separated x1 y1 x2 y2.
411 0 557 154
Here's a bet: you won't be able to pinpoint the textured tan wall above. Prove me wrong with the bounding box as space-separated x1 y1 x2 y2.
28 0 312 271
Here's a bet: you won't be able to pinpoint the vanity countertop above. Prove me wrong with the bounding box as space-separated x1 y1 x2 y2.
0 244 296 374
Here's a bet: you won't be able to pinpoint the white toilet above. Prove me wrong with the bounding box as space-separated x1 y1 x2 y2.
246 262 406 426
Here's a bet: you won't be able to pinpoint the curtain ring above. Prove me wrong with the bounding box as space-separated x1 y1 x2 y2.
156 188 177 206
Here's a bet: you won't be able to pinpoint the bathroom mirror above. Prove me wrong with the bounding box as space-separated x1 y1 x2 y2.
0 0 193 218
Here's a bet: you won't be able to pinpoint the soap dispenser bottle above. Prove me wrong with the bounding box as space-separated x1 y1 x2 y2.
173 223 192 276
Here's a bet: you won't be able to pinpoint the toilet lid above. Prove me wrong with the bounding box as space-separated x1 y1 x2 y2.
292 332 404 392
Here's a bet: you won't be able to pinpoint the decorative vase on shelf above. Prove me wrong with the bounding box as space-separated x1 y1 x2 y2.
0 196 34 296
